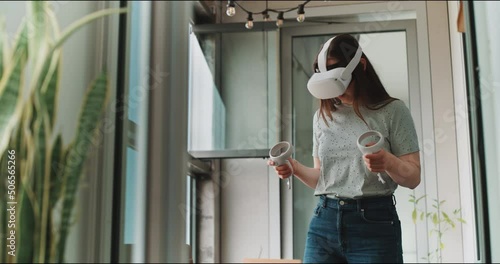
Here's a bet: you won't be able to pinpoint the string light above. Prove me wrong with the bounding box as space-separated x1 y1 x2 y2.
262 10 270 22
245 12 254 29
276 12 284 27
297 4 305 22
226 0 236 17
226 0 310 29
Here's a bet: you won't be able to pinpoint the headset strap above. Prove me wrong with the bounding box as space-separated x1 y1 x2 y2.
317 37 336 73
341 46 363 80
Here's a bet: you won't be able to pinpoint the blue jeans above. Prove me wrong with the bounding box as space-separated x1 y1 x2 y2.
303 195 403 263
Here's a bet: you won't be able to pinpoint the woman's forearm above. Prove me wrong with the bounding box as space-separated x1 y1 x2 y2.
385 153 421 189
291 159 321 190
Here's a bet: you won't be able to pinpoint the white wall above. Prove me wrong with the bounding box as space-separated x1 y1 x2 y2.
426 2 464 262
447 1 477 262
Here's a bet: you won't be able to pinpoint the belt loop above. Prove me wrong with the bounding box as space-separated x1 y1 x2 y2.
321 195 327 208
392 194 397 206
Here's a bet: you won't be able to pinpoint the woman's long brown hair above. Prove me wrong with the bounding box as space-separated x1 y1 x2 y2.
313 34 397 125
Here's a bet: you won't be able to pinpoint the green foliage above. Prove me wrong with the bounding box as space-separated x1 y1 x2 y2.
0 2 127 263
409 194 466 263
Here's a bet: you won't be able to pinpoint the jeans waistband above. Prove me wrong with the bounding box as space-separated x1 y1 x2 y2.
318 194 396 210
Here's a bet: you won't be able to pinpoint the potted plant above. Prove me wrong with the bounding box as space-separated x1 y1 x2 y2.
409 194 466 262
0 2 127 263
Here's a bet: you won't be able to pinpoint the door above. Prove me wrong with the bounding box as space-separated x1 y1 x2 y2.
280 20 422 262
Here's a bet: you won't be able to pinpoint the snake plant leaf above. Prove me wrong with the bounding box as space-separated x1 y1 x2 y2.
0 149 7 263
16 134 38 263
0 16 5 81
49 135 63 208
27 1 49 65
16 99 37 263
37 50 61 130
1 118 24 262
0 22 28 155
33 111 51 263
51 7 128 53
17 165 36 264
56 72 109 263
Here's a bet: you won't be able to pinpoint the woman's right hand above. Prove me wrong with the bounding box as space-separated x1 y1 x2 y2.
267 158 295 179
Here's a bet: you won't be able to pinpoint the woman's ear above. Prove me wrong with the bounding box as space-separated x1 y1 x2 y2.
360 57 367 71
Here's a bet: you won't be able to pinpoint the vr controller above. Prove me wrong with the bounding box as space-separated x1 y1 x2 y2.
357 130 386 184
269 142 294 190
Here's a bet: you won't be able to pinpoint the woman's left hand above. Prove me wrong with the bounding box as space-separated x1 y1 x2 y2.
363 149 393 173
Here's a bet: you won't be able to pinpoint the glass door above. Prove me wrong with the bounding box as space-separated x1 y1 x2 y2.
280 20 421 262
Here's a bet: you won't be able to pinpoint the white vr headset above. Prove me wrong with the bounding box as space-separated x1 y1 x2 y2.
307 36 363 99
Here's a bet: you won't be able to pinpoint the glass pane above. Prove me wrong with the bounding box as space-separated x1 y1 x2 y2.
189 31 278 151
472 1 500 261
291 31 414 261
119 2 150 262
220 158 271 262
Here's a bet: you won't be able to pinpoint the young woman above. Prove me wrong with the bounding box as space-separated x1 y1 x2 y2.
268 34 421 263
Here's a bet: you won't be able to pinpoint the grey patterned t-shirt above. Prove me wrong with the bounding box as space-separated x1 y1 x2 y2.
312 100 419 199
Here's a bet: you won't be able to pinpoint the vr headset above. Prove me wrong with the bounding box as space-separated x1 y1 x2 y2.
307 36 363 99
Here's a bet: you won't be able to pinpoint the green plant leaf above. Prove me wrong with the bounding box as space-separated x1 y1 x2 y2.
442 211 450 221
42 51 61 129
49 135 63 207
33 110 54 263
457 218 466 224
441 211 455 228
32 49 61 130
17 171 36 263
415 194 426 204
27 1 49 64
420 211 425 221
0 22 28 154
51 7 128 53
432 213 439 225
0 149 7 262
56 72 109 263
412 208 417 223
0 16 5 81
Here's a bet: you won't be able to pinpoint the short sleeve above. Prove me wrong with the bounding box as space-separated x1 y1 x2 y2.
312 111 319 157
389 101 420 157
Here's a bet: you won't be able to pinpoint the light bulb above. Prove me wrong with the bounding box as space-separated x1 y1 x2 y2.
245 12 254 29
245 20 254 29
226 6 236 17
297 14 305 22
297 4 305 23
276 12 284 27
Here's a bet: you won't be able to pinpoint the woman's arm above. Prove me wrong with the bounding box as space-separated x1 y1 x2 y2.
363 150 421 189
268 157 321 190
